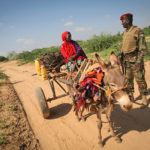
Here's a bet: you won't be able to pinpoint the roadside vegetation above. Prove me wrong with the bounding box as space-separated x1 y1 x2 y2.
0 71 8 145
0 69 40 148
0 71 8 80
0 56 8 62
0 70 8 86
0 26 150 64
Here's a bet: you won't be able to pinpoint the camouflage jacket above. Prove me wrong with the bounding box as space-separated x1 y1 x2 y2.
120 26 147 62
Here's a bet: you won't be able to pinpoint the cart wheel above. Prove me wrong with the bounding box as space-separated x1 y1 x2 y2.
35 87 50 119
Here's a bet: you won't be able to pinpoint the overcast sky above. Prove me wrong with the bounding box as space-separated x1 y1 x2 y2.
0 0 150 56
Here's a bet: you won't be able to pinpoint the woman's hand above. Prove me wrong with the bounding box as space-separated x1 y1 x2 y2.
67 57 74 61
67 53 80 62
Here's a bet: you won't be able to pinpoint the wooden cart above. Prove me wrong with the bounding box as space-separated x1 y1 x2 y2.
35 59 94 119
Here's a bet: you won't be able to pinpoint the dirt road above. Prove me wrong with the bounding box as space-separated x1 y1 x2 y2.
0 61 150 150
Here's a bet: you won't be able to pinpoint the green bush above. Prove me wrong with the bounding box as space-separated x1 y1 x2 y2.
144 42 150 61
143 26 150 36
81 33 122 53
7 51 18 60
5 26 150 64
0 71 8 86
16 46 60 63
0 71 8 80
0 56 8 62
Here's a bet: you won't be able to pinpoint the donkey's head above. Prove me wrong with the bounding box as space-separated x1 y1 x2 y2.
95 52 132 112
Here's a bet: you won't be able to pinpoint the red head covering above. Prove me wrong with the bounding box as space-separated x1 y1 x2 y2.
62 31 69 41
60 31 76 63
120 13 133 20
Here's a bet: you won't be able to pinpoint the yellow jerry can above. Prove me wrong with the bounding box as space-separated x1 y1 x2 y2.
35 59 41 75
41 65 47 80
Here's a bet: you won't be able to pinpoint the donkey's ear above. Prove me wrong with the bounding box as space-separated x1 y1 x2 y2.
109 52 121 66
95 53 107 72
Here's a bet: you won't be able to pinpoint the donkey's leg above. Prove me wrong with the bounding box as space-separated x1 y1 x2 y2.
105 104 121 143
80 102 86 121
72 98 76 112
96 108 103 147
80 106 85 121
67 85 76 111
75 107 81 121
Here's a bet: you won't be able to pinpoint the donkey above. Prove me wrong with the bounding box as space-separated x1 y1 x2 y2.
73 52 132 147
94 53 132 146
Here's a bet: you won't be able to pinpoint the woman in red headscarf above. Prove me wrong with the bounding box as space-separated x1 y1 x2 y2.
60 31 87 71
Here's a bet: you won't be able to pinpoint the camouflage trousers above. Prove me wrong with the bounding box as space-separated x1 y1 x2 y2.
125 59 147 95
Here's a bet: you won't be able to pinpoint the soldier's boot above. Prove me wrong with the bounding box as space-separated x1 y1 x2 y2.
129 93 135 103
140 95 148 109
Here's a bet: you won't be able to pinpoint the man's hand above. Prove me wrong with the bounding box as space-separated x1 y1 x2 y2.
118 52 123 60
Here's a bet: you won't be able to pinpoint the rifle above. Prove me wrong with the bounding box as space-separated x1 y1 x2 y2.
118 52 125 74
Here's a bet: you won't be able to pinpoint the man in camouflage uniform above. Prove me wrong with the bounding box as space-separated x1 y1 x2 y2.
119 13 148 108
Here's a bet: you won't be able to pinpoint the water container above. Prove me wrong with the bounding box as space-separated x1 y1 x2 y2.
35 59 41 75
41 65 47 80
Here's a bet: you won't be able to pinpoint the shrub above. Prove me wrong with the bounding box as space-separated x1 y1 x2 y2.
7 51 18 60
143 26 150 36
79 33 122 53
144 42 150 61
0 56 8 62
16 46 60 63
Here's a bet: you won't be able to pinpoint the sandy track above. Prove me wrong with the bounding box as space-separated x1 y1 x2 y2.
0 61 150 150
